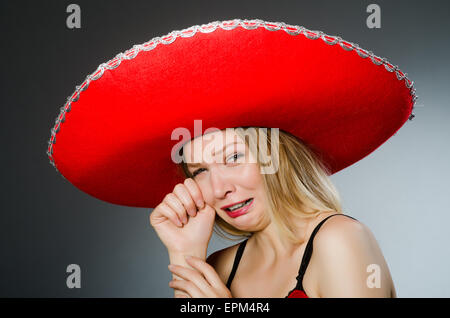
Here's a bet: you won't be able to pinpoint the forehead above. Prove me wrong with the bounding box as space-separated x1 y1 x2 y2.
182 129 245 163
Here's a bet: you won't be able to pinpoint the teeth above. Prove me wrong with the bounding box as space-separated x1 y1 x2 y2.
227 199 252 212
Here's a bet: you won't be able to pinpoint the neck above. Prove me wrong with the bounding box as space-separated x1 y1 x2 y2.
250 216 311 263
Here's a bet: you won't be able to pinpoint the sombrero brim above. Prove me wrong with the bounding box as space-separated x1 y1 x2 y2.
46 19 417 208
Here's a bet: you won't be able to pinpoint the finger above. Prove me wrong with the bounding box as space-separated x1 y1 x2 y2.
169 279 204 298
164 193 188 225
149 207 157 226
168 264 214 296
185 256 225 289
173 184 197 217
158 202 183 227
150 203 178 227
184 178 205 210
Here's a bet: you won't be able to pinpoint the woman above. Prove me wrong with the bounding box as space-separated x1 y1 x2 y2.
150 127 397 298
47 19 415 298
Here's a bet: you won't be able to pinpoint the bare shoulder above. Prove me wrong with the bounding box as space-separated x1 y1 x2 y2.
314 214 376 251
310 214 395 297
206 241 244 285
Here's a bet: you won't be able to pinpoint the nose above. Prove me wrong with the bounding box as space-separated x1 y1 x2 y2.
209 167 235 199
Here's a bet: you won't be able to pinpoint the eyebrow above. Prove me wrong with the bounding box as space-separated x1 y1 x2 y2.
186 141 244 168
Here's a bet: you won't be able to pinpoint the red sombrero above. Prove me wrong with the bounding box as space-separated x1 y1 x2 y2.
46 18 417 208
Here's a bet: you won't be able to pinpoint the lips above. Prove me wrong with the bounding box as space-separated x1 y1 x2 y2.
221 198 254 218
221 198 253 212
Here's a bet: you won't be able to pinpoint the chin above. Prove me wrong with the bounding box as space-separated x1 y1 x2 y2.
228 213 263 232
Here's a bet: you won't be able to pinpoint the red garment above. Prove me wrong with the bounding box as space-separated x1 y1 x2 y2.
287 290 309 298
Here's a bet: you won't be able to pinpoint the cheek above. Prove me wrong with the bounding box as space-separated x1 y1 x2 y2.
236 164 263 188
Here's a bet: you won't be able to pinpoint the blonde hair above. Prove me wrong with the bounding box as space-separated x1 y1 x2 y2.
179 128 343 244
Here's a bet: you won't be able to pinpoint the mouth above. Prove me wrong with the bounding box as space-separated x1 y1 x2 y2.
221 198 254 212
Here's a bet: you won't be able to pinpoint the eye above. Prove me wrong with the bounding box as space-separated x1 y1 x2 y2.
192 168 206 177
226 152 244 164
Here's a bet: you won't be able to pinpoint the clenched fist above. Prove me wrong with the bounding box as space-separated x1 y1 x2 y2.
149 178 216 254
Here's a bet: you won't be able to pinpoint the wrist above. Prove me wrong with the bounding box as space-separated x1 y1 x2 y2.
168 249 207 263
167 249 207 298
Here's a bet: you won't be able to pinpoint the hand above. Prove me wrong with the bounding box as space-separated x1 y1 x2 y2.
149 178 216 254
168 256 232 298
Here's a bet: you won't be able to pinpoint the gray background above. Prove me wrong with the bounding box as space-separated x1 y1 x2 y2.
1 0 449 297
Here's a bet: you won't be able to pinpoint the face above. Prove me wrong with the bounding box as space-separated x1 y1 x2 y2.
182 129 271 231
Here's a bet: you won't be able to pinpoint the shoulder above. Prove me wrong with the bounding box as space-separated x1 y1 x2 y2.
314 214 370 247
312 214 373 274
206 240 244 285
311 214 394 297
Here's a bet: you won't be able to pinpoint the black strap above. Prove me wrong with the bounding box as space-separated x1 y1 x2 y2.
294 213 357 290
226 239 248 289
225 214 357 291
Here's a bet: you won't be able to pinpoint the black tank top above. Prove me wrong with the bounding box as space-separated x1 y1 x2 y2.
225 213 357 298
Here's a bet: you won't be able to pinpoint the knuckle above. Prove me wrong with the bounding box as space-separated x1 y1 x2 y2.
184 178 196 191
149 210 155 221
161 204 176 218
158 202 168 212
174 183 184 193
177 191 190 204
165 194 181 208
149 204 161 220
166 193 176 201
163 193 173 203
